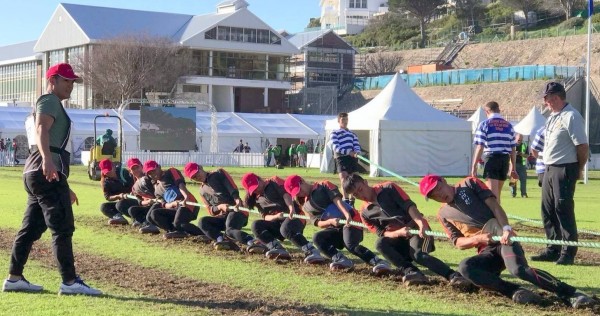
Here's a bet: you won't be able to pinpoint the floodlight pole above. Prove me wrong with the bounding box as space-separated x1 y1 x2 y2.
584 2 592 184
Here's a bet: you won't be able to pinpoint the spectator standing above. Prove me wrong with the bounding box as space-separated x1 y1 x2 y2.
530 126 546 188
331 112 361 206
510 134 528 198
243 142 251 153
531 82 588 265
471 101 517 204
296 141 307 167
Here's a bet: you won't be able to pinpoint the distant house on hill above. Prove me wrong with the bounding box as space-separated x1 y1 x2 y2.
319 0 389 35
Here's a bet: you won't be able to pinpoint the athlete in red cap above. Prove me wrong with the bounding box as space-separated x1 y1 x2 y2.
420 174 595 309
343 173 470 287
143 160 205 239
123 158 159 234
184 163 266 253
98 159 133 225
241 172 324 263
284 174 392 274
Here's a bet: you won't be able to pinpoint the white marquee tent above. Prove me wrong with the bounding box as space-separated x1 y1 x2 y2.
324 74 472 177
513 106 546 137
467 106 486 133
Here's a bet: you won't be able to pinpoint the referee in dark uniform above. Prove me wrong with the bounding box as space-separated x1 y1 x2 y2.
471 101 517 204
3 63 101 295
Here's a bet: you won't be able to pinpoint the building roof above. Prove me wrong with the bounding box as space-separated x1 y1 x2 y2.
0 41 41 65
34 3 299 55
61 3 194 41
286 29 333 49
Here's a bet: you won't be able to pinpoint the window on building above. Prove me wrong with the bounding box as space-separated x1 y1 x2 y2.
231 27 244 42
244 28 257 43
217 26 230 41
205 27 217 39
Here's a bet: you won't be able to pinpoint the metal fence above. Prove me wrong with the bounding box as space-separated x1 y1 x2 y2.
122 152 265 168
354 65 582 90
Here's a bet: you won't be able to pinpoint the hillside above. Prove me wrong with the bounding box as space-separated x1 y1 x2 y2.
341 34 600 119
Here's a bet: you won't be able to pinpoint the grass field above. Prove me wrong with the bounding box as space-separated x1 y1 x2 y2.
0 165 598 315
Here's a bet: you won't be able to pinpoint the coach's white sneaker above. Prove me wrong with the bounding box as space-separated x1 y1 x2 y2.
2 277 43 292
58 276 102 296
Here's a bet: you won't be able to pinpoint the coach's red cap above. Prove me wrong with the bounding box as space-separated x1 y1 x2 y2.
46 63 83 83
419 174 442 200
143 160 159 174
241 173 260 195
284 175 303 197
184 162 200 178
99 159 113 175
126 158 142 169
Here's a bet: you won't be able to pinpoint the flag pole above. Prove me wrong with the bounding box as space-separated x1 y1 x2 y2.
584 0 593 184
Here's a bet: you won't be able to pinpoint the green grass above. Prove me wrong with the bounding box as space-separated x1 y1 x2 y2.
0 166 599 315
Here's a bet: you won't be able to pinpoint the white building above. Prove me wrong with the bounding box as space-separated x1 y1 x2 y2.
319 0 389 35
1 0 300 112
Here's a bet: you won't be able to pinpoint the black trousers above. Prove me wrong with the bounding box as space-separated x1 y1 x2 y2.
199 211 250 243
376 235 453 278
511 164 527 196
10 171 76 282
116 198 138 217
147 204 202 235
129 205 151 223
251 218 308 248
458 243 576 298
313 226 376 264
100 202 119 218
541 163 579 257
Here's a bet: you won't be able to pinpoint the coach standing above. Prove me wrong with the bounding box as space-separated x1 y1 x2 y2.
331 112 361 206
2 63 101 295
471 101 516 204
531 82 588 265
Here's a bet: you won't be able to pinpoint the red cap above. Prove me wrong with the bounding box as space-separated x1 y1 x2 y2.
126 158 142 169
184 162 200 178
284 175 303 197
419 174 442 200
98 159 113 175
143 160 159 174
241 173 260 195
46 63 82 83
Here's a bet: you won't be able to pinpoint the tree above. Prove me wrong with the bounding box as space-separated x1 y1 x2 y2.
78 35 194 108
361 52 403 75
389 0 445 48
556 0 585 21
501 0 543 30
454 0 486 28
307 17 321 28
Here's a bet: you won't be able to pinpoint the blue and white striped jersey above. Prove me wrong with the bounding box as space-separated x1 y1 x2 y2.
331 128 360 156
531 126 546 174
473 113 516 154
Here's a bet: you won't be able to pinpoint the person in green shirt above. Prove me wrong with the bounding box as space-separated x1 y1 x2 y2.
510 134 529 198
296 141 307 167
272 145 282 167
264 145 273 167
288 144 297 167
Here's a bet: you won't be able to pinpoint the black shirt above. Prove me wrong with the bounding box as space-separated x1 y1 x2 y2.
360 182 417 236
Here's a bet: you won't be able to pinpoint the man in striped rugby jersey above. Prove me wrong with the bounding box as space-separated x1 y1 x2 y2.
331 112 361 206
471 101 517 204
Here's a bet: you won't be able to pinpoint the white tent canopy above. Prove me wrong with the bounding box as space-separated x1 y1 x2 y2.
467 106 486 133
196 112 262 153
513 106 546 137
325 73 472 177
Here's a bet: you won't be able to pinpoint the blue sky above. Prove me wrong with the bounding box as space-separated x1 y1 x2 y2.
0 0 321 46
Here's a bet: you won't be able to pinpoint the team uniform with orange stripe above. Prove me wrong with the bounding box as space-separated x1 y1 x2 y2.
146 167 204 236
361 182 460 280
99 171 134 220
438 177 579 300
196 169 254 244
300 181 382 265
249 176 315 252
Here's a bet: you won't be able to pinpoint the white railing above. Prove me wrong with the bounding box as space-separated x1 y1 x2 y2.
121 152 265 167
